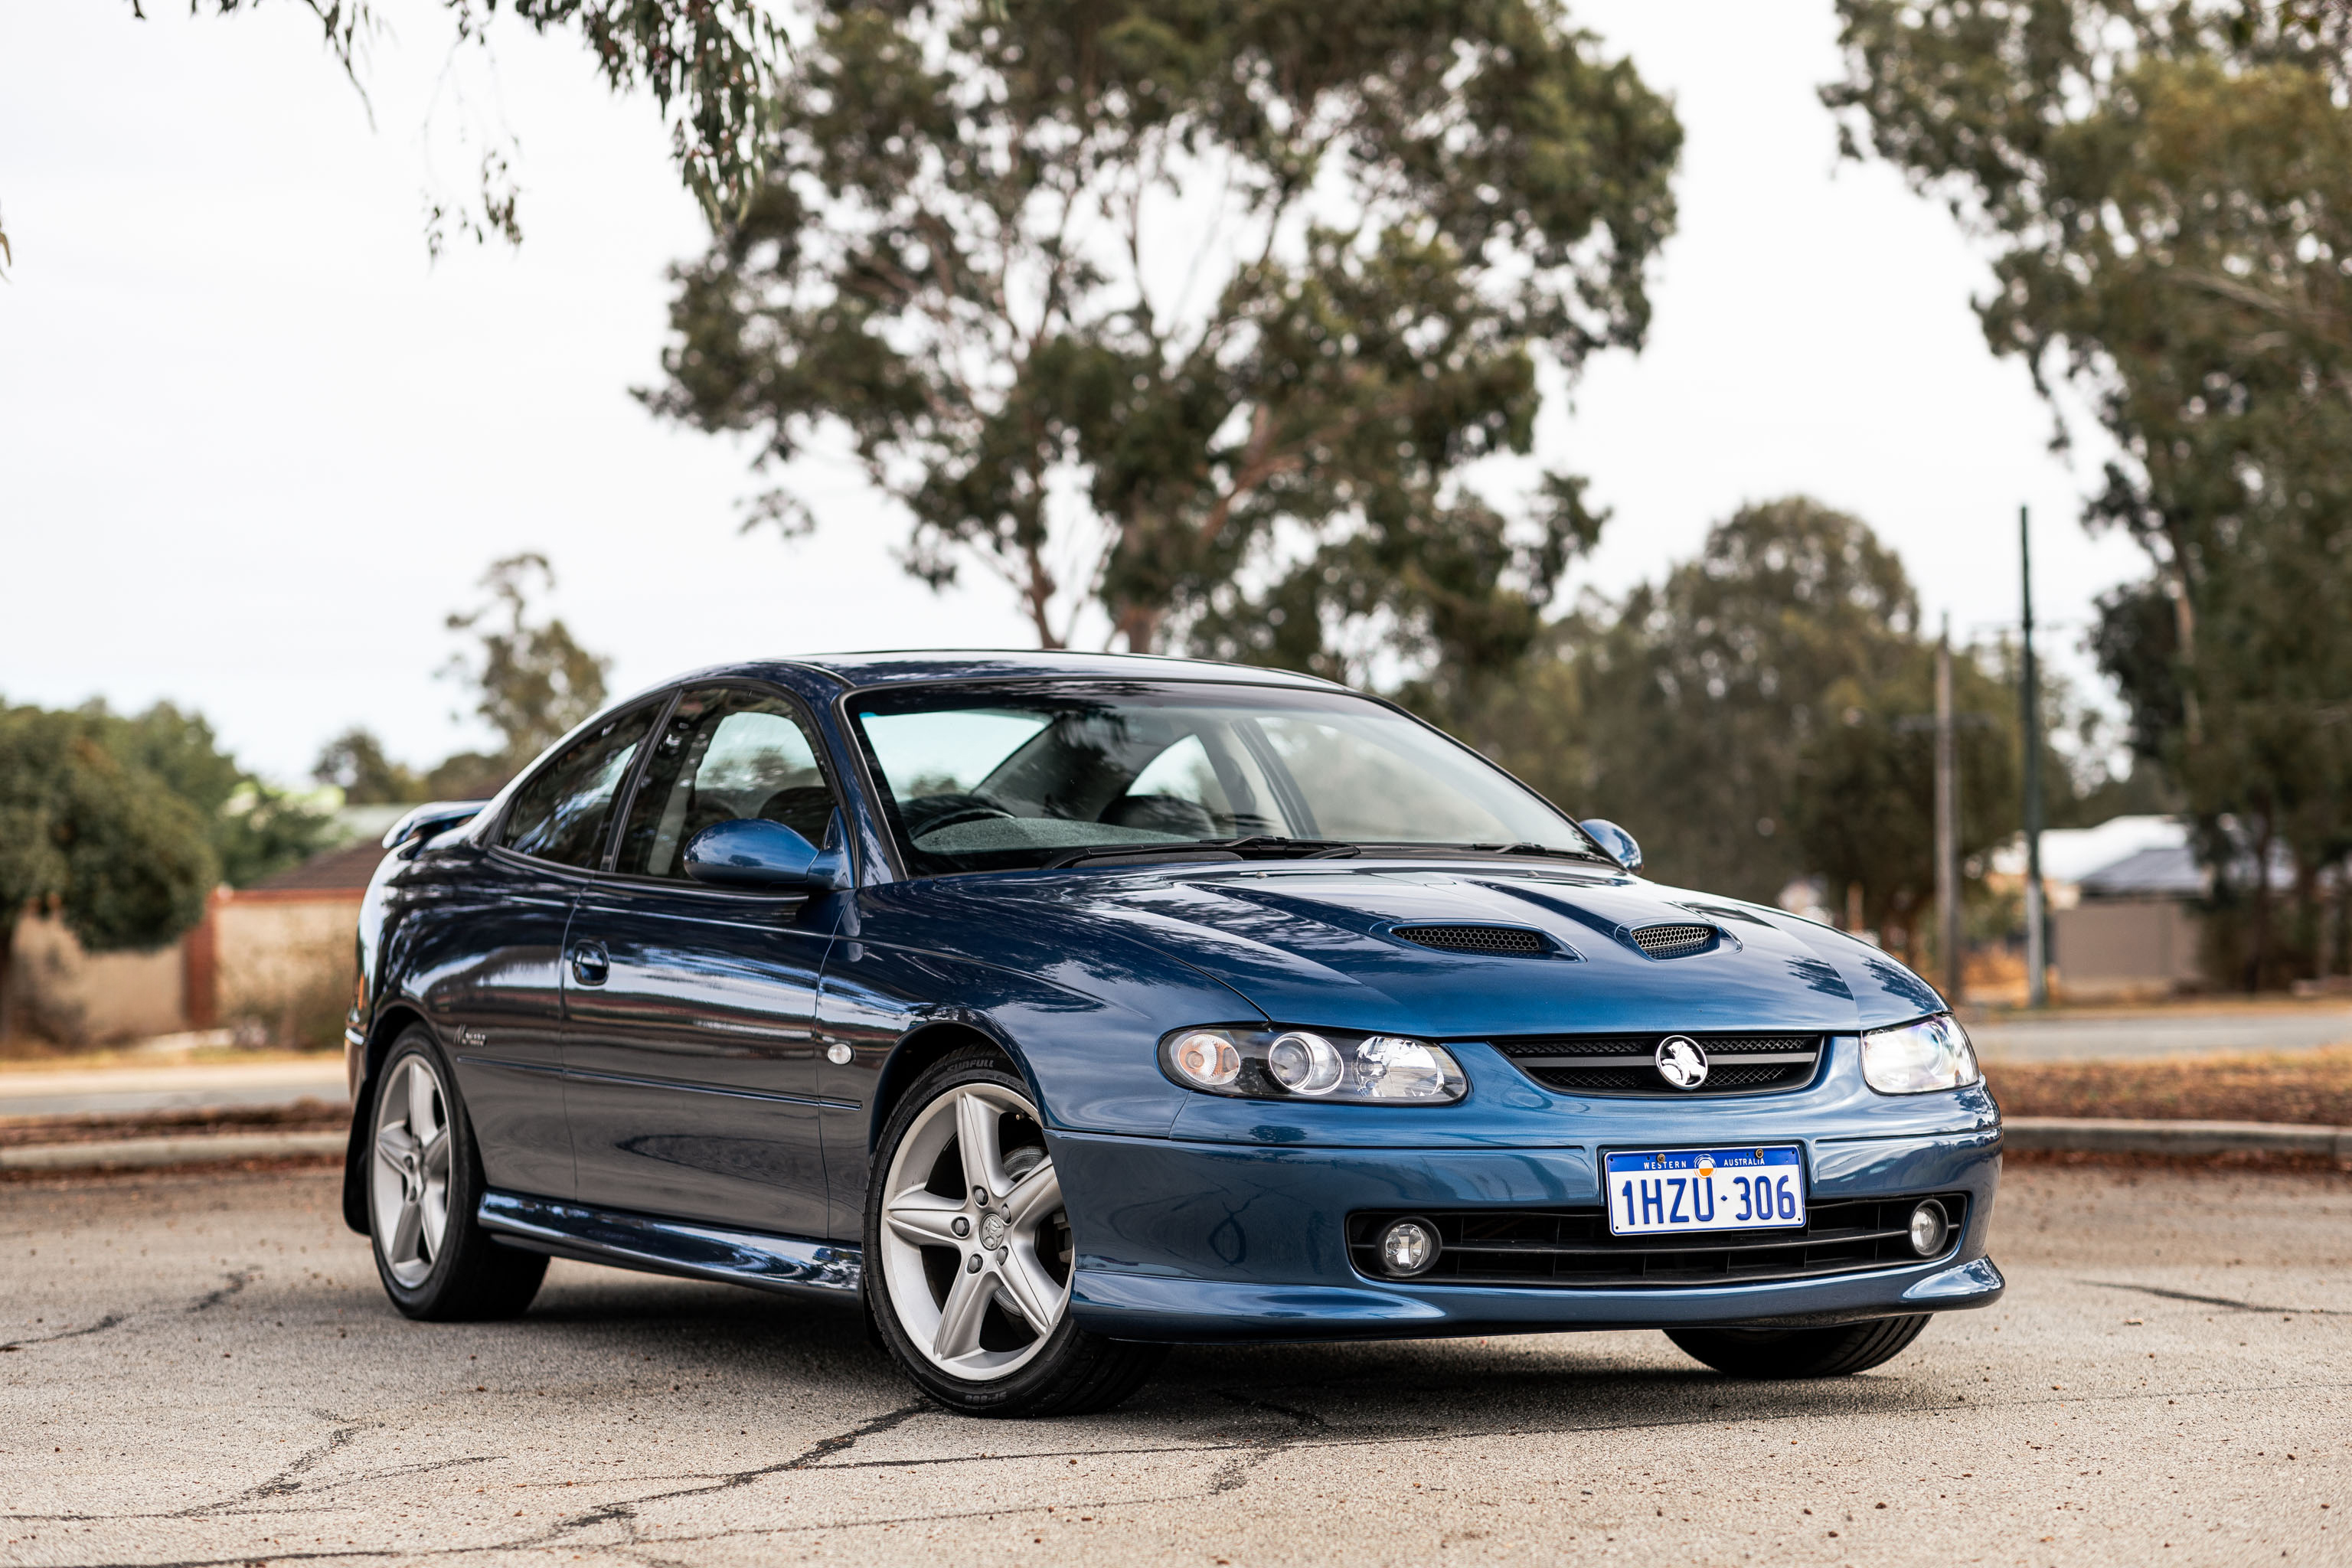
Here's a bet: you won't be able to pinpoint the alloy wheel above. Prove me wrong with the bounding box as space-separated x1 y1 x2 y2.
877 1081 1072 1381
370 1052 454 1289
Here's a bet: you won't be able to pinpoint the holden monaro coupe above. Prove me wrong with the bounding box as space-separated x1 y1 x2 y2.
344 652 2001 1416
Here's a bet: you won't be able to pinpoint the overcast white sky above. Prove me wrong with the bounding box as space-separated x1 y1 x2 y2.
0 0 2146 785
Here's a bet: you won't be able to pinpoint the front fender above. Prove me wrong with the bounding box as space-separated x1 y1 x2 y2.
816 934 1253 1140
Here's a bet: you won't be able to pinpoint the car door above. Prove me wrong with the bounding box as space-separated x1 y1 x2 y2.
425 700 662 1199
561 684 846 1236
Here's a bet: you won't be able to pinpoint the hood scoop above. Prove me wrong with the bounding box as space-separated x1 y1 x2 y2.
1391 923 1561 958
1628 923 1719 959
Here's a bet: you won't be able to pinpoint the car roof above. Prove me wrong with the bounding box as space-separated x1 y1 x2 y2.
697 649 1345 691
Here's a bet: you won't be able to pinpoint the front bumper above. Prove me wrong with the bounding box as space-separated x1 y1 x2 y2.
1051 1122 2003 1342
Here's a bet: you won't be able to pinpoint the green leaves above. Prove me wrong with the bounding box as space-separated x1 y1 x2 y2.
645 1 1679 657
0 707 219 959
167 0 786 245
1830 0 2352 982
442 553 612 769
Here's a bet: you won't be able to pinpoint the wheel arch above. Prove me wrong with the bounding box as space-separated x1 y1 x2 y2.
867 1017 1037 1153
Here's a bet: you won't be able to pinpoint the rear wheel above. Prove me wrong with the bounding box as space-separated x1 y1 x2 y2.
864 1049 1162 1416
1665 1314 1932 1378
367 1029 547 1321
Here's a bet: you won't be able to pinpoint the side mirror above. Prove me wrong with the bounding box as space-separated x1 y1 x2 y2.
682 818 844 892
1578 818 1643 873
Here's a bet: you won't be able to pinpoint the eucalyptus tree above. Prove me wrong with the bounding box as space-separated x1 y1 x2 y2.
93 0 788 253
645 0 1679 666
1827 0 2352 984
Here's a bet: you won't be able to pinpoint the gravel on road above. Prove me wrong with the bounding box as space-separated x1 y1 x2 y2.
1 1165 2344 1567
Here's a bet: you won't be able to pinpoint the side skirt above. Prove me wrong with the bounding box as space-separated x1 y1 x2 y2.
477 1191 863 1300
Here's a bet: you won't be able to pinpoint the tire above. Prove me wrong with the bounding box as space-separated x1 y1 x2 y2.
364 1028 547 1321
864 1047 1163 1416
1665 1314 1932 1378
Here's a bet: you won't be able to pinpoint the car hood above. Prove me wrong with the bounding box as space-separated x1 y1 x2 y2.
975 862 1945 1038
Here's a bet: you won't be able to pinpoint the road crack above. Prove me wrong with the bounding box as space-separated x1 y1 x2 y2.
2 1266 257 1353
2082 1279 2350 1316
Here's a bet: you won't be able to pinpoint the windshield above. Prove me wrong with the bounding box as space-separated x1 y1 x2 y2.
850 681 1594 874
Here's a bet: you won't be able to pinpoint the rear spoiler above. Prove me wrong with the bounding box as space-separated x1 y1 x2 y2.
382 799 492 851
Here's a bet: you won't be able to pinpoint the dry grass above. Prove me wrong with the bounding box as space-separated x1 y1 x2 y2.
1985 1047 2352 1125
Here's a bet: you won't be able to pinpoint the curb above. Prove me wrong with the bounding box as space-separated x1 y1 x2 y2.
0 1131 348 1171
2004 1116 2352 1160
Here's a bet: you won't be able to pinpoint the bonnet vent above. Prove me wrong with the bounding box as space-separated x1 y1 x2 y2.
1628 923 1717 959
1393 924 1550 956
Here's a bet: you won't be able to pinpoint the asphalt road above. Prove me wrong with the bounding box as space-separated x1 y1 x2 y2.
1966 1005 2352 1063
2 1164 2344 1568
0 1060 348 1120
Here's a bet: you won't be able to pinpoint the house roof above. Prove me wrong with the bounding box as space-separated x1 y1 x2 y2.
238 841 386 898
2078 844 2206 900
2077 838 2296 900
1992 814 2189 886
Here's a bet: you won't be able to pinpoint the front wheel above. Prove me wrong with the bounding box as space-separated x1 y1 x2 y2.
366 1030 547 1321
1665 1314 1932 1378
864 1049 1162 1416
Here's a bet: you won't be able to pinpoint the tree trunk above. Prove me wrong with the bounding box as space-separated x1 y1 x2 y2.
2246 816 2275 994
1112 602 1164 655
2292 851 2319 985
0 909 15 1046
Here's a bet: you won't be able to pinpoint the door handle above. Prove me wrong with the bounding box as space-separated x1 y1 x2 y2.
569 940 609 987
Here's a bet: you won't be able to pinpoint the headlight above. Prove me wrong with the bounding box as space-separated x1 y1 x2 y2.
1161 1027 1467 1104
1860 1014 1981 1095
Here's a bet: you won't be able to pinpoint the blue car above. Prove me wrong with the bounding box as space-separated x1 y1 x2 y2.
342 652 2002 1416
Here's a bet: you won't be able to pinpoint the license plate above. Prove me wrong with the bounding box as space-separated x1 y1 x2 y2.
1604 1145 1805 1236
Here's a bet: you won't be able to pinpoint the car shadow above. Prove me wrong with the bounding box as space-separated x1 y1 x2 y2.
508 1267 1954 1439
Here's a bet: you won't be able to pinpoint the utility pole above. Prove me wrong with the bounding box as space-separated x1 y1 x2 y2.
1936 614 1964 1004
2020 505 2049 1008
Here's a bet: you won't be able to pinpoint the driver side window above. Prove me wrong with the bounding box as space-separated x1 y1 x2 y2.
613 687 835 880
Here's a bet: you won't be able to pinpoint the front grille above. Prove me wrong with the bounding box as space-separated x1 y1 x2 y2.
1494 1033 1821 1096
1393 924 1551 956
1630 922 1717 958
1348 1193 1970 1289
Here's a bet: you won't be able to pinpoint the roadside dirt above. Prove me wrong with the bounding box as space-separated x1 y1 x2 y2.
0 1097 350 1147
1985 1045 2352 1125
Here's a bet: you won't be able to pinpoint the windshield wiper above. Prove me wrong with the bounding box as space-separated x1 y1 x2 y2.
1415 841 1612 864
1040 835 1361 871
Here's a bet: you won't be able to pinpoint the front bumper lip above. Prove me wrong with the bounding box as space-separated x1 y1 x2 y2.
1048 1110 2003 1342
1069 1254 2005 1342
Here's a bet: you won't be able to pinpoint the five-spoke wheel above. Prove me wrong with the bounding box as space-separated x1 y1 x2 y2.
370 1050 454 1288
878 1080 1072 1380
864 1049 1162 1416
364 1030 546 1321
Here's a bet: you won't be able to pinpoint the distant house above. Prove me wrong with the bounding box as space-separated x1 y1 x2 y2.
5 836 384 1048
2053 842 2207 998
2043 820 2298 998
198 841 385 1045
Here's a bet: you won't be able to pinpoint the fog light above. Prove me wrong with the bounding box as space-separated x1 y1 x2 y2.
1266 1031 1344 1095
1379 1217 1439 1277
1908 1200 1949 1257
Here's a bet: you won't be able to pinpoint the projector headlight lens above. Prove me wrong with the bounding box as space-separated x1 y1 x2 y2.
1159 1027 1466 1103
1266 1031 1345 1095
1860 1014 1981 1095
